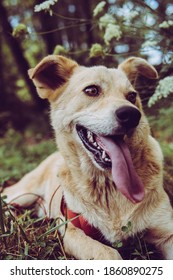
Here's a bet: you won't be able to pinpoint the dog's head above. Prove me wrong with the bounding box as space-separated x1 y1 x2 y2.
29 55 158 203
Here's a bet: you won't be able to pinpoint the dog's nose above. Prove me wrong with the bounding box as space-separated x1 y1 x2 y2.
115 106 141 129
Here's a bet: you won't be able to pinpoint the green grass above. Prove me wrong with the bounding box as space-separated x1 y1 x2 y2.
0 128 56 182
0 198 67 260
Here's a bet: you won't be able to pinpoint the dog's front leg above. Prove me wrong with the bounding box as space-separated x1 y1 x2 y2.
62 223 122 260
2 152 61 211
2 173 43 207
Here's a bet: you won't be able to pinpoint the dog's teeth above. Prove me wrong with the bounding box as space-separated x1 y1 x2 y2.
93 142 97 147
102 151 106 159
87 131 94 143
87 130 91 137
89 136 94 143
105 157 111 162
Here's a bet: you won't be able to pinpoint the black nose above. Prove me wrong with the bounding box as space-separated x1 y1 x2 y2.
115 106 141 129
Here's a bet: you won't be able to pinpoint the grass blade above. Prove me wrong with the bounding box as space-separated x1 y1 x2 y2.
0 194 7 247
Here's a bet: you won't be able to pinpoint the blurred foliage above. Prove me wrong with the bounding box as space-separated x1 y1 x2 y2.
0 129 56 182
0 0 173 259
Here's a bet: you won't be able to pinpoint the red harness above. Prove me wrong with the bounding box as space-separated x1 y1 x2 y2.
61 196 110 245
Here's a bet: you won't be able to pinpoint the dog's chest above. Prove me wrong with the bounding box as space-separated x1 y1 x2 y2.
64 189 142 243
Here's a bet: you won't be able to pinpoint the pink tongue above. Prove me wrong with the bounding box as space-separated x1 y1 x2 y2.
96 136 144 203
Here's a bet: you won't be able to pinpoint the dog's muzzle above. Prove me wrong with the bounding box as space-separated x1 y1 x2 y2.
76 105 144 204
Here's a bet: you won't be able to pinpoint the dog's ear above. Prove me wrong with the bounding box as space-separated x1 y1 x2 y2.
28 55 78 101
118 57 158 84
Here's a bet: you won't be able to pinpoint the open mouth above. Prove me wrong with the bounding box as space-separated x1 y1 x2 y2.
76 125 113 168
76 124 145 204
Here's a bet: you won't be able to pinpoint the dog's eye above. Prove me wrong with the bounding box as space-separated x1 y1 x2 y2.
83 85 100 97
126 91 137 104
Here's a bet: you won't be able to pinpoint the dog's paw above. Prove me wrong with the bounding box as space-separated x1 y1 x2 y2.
2 187 15 204
94 245 122 260
2 185 37 207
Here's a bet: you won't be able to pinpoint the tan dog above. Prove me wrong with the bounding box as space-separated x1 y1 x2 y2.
3 55 173 259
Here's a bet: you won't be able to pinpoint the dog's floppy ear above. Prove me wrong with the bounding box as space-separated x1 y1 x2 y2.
118 57 158 84
28 55 78 101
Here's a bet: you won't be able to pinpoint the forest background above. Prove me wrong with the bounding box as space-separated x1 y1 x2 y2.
0 0 173 259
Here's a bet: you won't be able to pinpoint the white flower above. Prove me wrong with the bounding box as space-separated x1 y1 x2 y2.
142 40 157 48
129 10 139 20
148 76 173 107
159 20 173 29
104 23 122 45
125 10 139 21
99 13 116 29
34 0 58 12
93 1 106 17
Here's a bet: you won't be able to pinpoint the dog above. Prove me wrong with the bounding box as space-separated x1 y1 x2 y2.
3 55 173 259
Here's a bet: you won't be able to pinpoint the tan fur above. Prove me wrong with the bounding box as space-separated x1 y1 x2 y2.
3 55 173 260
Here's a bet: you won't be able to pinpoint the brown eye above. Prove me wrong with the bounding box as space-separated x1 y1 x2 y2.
126 91 137 104
83 85 100 97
